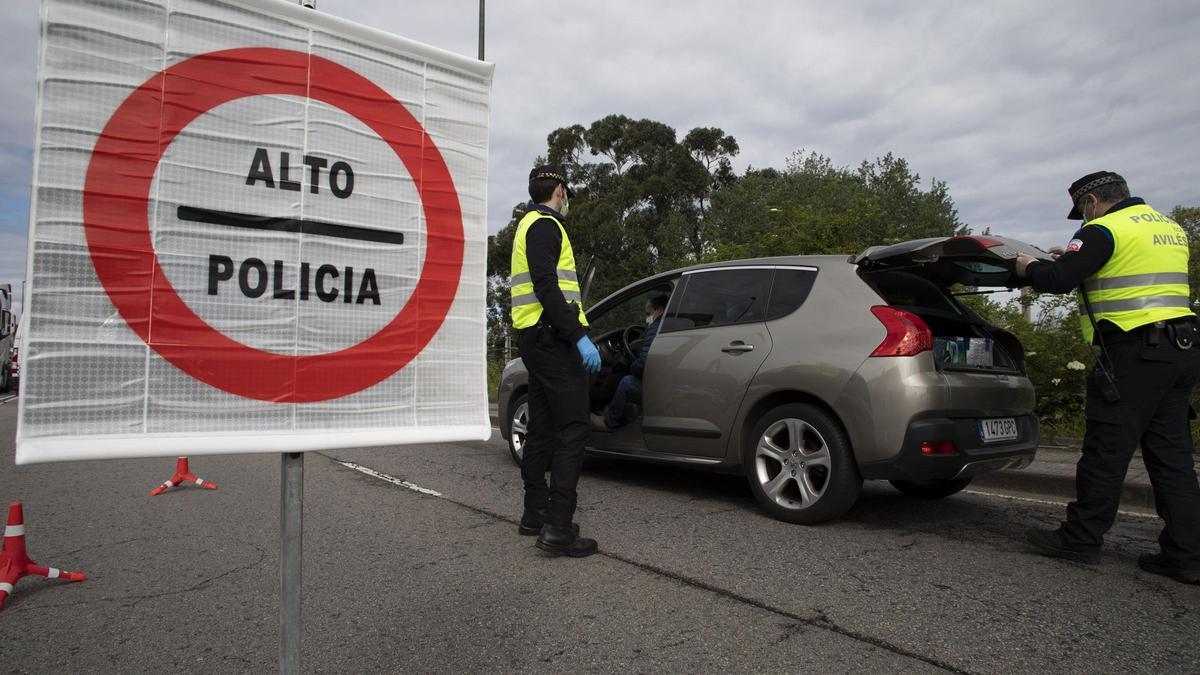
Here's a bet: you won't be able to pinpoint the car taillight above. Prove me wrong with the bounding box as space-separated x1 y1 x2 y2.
920 440 957 455
869 306 932 357
955 235 1003 248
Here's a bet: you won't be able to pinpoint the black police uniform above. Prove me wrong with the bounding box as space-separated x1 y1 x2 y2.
516 203 591 532
1026 196 1200 574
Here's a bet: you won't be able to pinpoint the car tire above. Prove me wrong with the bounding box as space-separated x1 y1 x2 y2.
888 478 972 499
506 393 529 466
744 403 861 524
0 364 9 393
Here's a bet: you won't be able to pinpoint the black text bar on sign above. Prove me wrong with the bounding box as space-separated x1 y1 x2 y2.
177 206 404 245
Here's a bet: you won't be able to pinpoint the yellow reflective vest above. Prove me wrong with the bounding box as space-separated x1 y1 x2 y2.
510 208 589 329
1079 203 1194 342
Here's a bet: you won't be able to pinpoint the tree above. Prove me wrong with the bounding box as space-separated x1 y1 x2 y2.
702 150 964 261
1168 205 1200 438
1171 205 1200 304
487 115 738 310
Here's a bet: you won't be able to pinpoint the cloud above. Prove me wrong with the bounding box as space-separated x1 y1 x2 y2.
2 0 1199 297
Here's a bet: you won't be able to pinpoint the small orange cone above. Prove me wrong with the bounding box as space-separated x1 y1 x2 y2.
150 457 219 496
0 501 86 610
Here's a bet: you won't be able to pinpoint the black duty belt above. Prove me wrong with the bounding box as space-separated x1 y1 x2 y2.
1135 317 1198 350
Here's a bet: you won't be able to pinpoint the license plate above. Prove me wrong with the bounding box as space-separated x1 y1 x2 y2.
979 417 1018 443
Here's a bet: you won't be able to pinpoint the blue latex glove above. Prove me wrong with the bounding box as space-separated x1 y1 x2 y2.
575 336 602 374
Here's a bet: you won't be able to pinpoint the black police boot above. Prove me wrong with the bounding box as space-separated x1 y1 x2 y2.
518 509 580 537
535 524 598 558
1138 552 1200 585
1025 528 1101 565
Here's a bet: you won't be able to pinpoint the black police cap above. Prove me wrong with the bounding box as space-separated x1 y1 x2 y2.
1067 171 1126 220
529 164 576 199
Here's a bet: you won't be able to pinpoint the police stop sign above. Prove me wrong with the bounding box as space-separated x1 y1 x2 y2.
18 0 493 463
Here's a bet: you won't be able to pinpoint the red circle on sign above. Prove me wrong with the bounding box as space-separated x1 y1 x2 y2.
83 48 464 403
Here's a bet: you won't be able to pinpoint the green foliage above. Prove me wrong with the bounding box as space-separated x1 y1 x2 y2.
702 150 963 261
487 114 738 310
487 357 504 402
1172 205 1200 301
1172 205 1200 439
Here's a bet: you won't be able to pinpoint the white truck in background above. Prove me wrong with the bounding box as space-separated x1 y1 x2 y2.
0 283 15 392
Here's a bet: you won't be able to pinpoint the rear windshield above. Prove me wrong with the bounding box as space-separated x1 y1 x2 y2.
862 270 962 314
954 260 1006 275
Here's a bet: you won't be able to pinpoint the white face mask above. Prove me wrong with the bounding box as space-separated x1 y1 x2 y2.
1079 197 1091 224
645 314 654 325
560 194 569 217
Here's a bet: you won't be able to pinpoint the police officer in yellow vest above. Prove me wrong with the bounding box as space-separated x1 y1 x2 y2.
510 165 601 558
1016 171 1200 584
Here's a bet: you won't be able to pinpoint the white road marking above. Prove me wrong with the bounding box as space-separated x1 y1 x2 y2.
0 394 17 405
337 461 443 497
348 430 1160 522
963 488 1158 519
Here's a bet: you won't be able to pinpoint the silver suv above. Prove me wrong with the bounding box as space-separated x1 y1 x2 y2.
497 235 1049 524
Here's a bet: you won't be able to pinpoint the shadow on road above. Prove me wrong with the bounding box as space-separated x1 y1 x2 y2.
580 455 1071 546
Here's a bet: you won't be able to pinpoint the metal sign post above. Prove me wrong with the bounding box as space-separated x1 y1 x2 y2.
280 452 304 674
287 0 309 667
279 0 309 665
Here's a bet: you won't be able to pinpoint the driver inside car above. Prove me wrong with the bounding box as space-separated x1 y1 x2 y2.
592 294 669 430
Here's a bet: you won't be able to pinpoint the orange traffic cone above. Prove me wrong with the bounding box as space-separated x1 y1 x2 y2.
150 457 219 496
0 501 86 610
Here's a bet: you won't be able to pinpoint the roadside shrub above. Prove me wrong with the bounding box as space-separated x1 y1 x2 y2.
487 358 505 402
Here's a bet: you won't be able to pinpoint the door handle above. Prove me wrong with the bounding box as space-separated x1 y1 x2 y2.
721 342 754 353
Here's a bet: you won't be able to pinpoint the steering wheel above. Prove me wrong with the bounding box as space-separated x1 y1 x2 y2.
620 324 646 361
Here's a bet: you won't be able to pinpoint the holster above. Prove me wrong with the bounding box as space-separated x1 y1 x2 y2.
1167 320 1197 350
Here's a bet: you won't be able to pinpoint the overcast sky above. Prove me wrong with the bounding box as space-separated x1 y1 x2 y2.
2 0 1199 315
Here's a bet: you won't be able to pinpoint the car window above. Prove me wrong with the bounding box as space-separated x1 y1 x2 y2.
866 270 961 313
587 282 676 336
766 268 817 321
662 268 772 333
953 260 1006 274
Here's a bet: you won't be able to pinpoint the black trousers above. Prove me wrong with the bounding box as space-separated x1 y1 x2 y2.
517 327 591 527
1061 328 1200 565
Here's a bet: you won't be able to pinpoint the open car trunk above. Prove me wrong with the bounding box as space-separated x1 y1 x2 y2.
853 235 1053 374
850 234 1051 289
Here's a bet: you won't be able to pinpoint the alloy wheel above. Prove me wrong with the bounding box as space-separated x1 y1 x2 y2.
755 417 832 510
510 401 529 461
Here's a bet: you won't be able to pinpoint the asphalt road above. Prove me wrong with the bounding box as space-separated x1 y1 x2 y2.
0 398 1197 673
